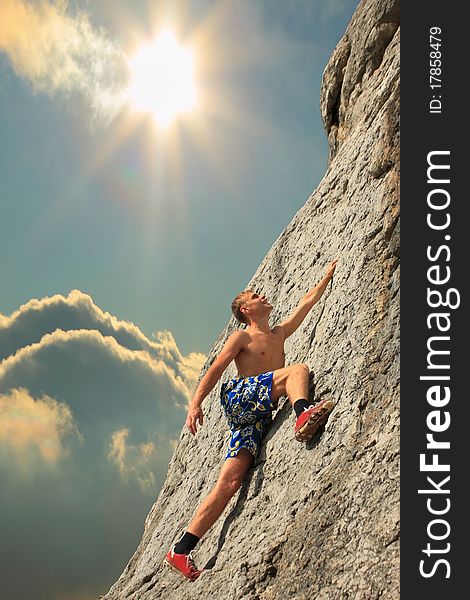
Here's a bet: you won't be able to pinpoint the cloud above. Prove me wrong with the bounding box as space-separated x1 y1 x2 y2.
0 289 205 391
0 326 197 405
0 291 206 600
108 428 156 490
0 387 80 466
0 0 127 121
0 323 205 486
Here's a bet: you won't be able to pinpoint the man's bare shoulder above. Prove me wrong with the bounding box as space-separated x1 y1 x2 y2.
220 330 249 359
226 329 250 345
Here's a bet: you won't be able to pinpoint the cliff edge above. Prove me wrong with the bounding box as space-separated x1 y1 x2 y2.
103 0 400 598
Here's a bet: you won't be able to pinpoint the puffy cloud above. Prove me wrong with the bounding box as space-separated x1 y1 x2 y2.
0 387 80 466
0 0 127 121
108 428 157 490
0 290 205 391
0 290 206 600
0 326 193 401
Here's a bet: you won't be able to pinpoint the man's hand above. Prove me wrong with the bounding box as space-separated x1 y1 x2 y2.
186 404 204 436
325 258 338 280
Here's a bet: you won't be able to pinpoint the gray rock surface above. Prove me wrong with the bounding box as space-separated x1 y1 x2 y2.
103 0 400 598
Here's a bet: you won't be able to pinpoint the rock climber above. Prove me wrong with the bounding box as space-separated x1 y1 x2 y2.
165 259 338 581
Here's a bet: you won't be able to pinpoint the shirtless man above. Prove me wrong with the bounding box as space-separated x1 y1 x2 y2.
165 259 338 581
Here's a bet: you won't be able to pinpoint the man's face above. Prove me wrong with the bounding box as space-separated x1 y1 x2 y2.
242 291 272 320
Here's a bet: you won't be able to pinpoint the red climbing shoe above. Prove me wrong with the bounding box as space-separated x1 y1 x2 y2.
294 399 334 442
165 548 202 581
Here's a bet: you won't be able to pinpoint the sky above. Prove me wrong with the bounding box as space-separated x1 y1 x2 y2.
0 1 358 599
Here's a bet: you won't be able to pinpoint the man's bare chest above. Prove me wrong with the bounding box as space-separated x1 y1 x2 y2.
242 330 285 362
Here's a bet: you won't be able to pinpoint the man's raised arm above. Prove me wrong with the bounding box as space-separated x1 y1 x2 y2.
279 259 338 340
186 330 247 435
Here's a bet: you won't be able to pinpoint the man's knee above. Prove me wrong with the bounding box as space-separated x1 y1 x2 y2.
291 363 309 378
227 474 244 495
218 472 244 497
217 452 251 497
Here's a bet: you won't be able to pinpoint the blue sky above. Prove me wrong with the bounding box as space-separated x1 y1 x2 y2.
0 1 358 599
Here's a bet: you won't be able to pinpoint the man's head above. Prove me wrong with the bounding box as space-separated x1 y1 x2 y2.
231 290 272 325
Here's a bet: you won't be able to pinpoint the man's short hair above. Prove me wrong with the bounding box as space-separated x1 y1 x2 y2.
231 290 252 324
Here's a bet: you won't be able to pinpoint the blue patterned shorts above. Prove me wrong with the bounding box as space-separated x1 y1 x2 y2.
220 371 275 460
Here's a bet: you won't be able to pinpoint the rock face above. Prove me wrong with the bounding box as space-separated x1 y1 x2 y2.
103 0 400 598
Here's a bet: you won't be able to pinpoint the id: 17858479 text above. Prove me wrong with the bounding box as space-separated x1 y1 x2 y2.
429 26 443 114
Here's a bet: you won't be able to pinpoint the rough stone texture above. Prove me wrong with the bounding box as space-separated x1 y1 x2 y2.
103 0 400 598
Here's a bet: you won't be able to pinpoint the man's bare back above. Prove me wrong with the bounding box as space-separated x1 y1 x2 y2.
234 326 285 377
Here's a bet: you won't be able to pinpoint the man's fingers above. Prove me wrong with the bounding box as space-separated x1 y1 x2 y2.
186 416 195 436
186 407 203 436
328 259 338 275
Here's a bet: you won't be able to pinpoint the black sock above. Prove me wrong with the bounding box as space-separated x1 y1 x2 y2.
174 531 200 555
293 399 310 418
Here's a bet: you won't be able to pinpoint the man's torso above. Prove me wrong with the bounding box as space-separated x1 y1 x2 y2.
234 326 285 377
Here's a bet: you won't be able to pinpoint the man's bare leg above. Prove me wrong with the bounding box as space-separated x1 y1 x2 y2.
271 363 310 406
271 363 333 441
182 364 309 542
186 448 254 539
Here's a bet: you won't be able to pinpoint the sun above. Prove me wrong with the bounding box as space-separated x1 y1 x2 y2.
126 30 198 127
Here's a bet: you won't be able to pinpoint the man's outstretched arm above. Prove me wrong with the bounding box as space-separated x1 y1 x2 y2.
279 259 338 340
186 330 247 435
